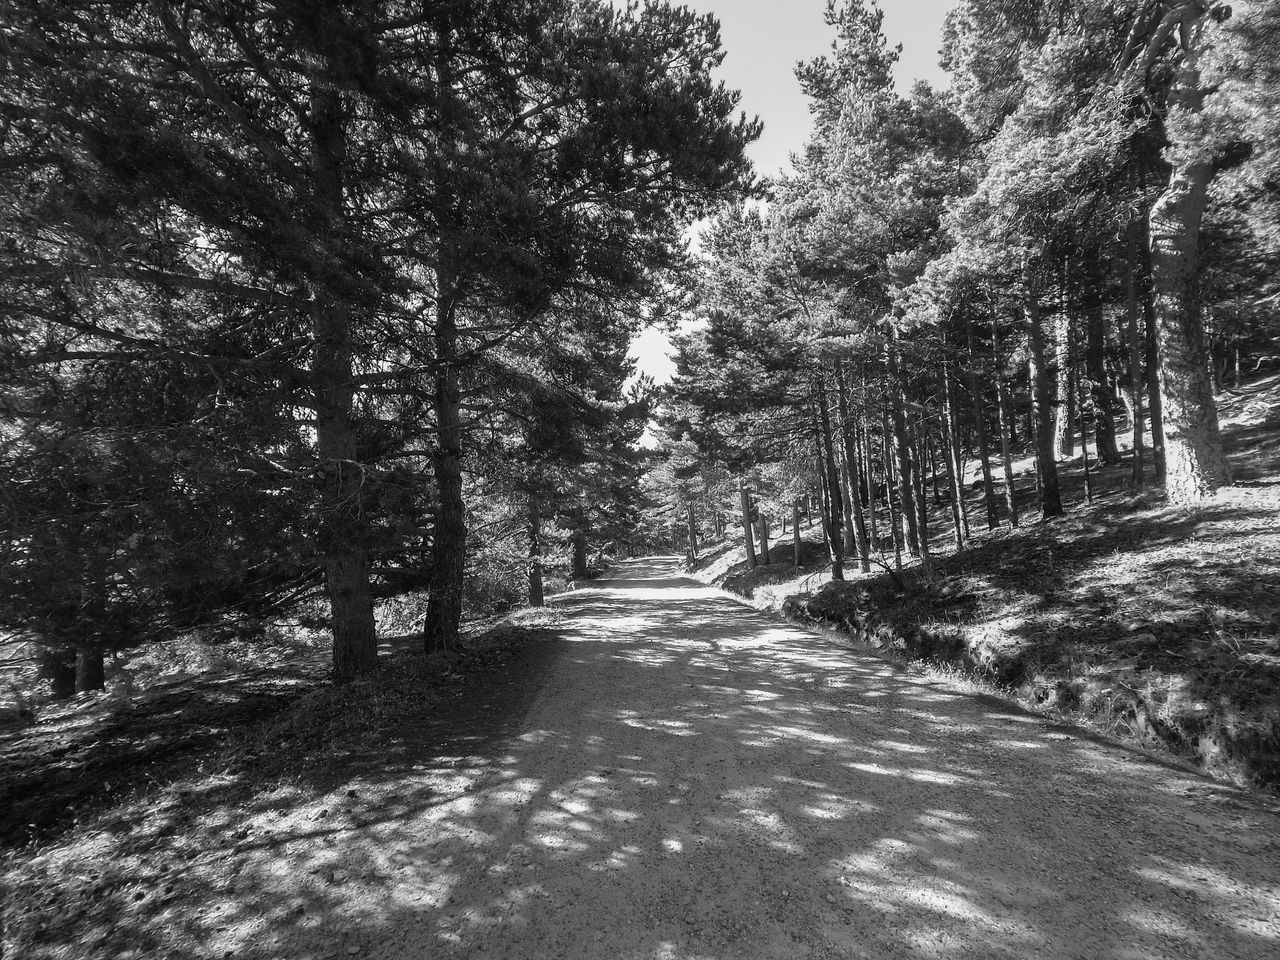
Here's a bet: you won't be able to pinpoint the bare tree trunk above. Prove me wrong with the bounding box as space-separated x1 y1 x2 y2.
1085 262 1121 464
793 499 803 568
817 382 846 581
1053 298 1076 459
739 478 757 569
687 504 699 562
881 404 903 568
75 647 104 693
861 422 879 551
1027 288 1064 518
1127 218 1146 490
757 511 771 565
1150 154 1232 502
39 647 76 700
527 496 544 607
941 362 967 548
837 368 871 572
311 79 377 679
965 314 999 530
991 313 1020 528
888 343 927 568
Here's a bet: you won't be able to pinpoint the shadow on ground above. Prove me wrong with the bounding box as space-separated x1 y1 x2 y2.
18 560 1276 960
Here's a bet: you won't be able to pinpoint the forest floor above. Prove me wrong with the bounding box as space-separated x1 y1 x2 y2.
9 559 1280 959
689 372 1280 792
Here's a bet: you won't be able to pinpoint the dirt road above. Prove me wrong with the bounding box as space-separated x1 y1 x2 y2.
231 558 1280 960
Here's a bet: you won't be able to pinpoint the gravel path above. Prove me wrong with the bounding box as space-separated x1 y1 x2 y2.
232 558 1280 960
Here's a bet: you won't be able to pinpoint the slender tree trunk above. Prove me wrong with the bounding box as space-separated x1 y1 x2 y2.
1085 272 1121 464
965 315 999 530
881 405 903 568
570 511 589 580
1150 154 1232 502
1127 218 1146 490
1139 213 1168 482
941 362 967 548
816 382 846 581
1079 386 1094 505
739 478 757 568
757 511 771 565
793 499 803 568
526 496 544 607
1027 288 1064 518
74 647 104 693
1053 301 1076 459
888 344 926 566
311 80 377 679
861 423 879 551
837 368 871 571
990 314 1019 528
424 284 468 656
687 503 699 562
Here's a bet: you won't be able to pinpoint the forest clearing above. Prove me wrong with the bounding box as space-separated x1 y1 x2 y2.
3 1 1280 958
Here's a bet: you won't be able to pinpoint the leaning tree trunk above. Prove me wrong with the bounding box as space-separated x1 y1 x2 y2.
311 79 377 680
1027 288 1064 518
1149 155 1231 502
527 495 544 608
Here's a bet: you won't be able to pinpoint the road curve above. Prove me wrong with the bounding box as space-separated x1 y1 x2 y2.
266 557 1280 960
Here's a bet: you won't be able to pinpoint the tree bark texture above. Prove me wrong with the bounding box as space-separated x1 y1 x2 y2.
1149 155 1231 502
310 80 377 680
1027 292 1064 518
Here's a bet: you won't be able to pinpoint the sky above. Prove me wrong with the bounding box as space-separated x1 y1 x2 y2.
627 0 955 384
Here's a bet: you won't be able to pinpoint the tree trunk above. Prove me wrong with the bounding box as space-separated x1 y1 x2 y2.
816 383 846 581
739 479 757 569
1150 154 1232 502
39 647 76 700
687 503 699 562
1053 302 1076 459
1084 269 1121 464
527 496 544 608
1027 289 1064 518
73 648 104 693
1127 218 1146 491
888 344 926 567
836 368 871 572
881 404 903 568
757 511 771 565
570 512 589 580
965 315 999 530
793 499 803 568
310 80 377 680
941 362 967 548
861 422 879 551
424 280 468 655
990 314 1020 528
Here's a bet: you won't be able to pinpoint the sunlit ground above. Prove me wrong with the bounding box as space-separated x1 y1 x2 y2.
18 559 1280 960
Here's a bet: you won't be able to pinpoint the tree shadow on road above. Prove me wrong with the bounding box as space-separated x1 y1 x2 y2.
13 563 1279 960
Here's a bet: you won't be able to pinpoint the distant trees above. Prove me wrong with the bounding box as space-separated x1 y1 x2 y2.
658 0 1280 567
0 0 756 689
